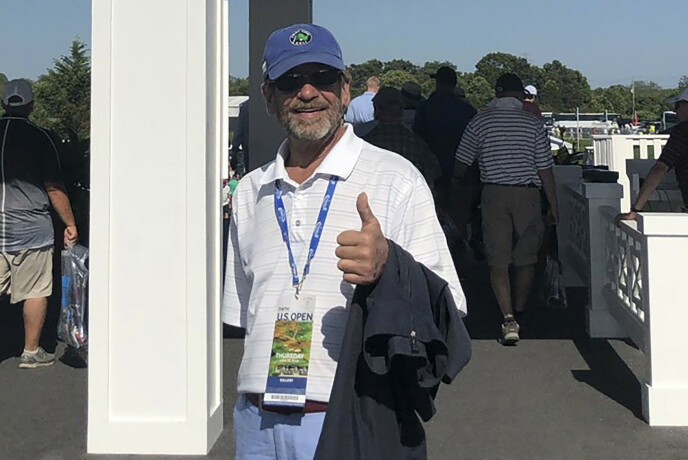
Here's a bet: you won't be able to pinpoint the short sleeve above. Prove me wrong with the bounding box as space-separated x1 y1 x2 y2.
455 121 480 166
534 126 554 170
221 188 252 327
658 123 688 170
392 174 467 315
37 128 63 184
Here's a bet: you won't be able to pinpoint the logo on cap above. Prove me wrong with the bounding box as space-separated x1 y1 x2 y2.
289 29 312 46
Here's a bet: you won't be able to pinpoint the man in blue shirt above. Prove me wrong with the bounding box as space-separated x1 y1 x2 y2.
345 76 379 128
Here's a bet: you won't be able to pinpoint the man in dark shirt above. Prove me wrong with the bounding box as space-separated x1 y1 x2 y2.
413 66 477 191
413 67 478 245
1 79 79 368
617 88 688 221
363 87 439 186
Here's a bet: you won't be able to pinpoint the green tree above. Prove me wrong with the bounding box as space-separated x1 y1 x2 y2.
346 59 383 97
459 74 493 110
539 60 590 112
229 76 249 96
678 75 688 91
32 39 91 139
632 81 675 120
379 69 416 89
474 52 540 88
586 85 632 117
0 73 7 101
382 59 417 73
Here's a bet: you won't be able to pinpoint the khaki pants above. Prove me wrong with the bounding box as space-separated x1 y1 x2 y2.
481 185 544 267
0 246 53 303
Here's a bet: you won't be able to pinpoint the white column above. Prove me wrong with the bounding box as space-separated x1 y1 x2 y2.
638 213 688 426
88 0 224 454
581 182 626 338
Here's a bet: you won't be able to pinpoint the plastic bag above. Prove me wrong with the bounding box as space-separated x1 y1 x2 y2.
57 244 89 348
542 256 567 308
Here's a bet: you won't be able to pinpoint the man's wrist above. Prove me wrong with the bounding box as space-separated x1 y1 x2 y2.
630 206 641 213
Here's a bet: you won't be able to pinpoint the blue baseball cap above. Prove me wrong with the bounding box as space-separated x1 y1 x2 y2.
262 23 345 80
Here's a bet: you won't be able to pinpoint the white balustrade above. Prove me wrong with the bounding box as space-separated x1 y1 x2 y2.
592 135 670 211
563 182 626 337
600 210 688 426
554 166 584 287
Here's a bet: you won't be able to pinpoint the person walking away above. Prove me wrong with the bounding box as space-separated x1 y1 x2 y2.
413 66 477 244
1 79 79 368
454 73 558 345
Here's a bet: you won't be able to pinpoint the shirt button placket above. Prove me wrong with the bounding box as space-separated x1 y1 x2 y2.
292 191 305 241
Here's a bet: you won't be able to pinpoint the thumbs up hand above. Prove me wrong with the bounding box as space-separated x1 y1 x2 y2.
335 192 389 285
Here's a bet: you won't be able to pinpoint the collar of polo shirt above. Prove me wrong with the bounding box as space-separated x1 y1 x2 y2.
259 124 363 185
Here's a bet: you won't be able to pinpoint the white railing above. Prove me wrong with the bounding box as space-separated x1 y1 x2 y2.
561 181 626 338
554 166 585 287
566 180 688 425
567 186 589 276
592 135 670 211
598 209 688 426
601 207 646 348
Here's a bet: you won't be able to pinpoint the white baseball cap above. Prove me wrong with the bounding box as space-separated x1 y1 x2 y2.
524 85 537 97
2 79 34 107
668 87 688 105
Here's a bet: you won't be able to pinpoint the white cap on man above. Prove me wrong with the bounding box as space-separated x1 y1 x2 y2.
2 79 34 107
524 85 537 97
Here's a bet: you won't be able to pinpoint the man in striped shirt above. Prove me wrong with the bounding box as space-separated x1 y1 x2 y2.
454 73 558 345
223 24 465 458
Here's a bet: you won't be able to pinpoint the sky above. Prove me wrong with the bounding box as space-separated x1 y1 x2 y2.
1 0 685 89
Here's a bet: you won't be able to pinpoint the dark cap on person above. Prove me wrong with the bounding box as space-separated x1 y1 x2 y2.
262 23 345 80
401 82 422 100
373 87 403 107
2 79 34 107
430 66 457 85
495 73 524 93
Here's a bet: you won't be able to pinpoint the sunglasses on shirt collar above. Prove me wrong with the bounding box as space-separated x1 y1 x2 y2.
271 68 342 93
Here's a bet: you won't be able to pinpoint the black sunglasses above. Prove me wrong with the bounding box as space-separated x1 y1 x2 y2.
272 68 342 93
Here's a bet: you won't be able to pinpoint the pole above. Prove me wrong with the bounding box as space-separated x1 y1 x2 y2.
632 81 636 127
576 106 580 152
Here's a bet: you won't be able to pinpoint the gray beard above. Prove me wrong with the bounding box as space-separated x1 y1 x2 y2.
280 100 344 141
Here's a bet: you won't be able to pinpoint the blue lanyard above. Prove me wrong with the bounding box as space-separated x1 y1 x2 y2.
274 176 338 297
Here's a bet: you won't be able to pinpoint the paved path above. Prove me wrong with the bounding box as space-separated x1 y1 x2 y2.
2 259 688 459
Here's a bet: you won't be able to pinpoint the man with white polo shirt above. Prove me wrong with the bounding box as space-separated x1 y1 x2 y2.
222 23 465 459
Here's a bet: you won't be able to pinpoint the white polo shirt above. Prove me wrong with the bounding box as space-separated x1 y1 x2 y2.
222 124 466 403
